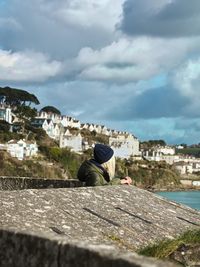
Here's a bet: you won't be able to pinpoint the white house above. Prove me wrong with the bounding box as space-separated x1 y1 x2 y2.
45 119 54 139
0 107 12 124
72 119 81 129
7 139 26 160
174 161 193 174
60 116 71 127
93 125 102 134
102 126 108 135
37 111 62 123
109 134 140 159
31 118 55 139
193 181 200 187
60 131 82 152
53 123 61 140
7 139 38 160
154 146 175 155
81 123 89 130
24 141 38 157
88 124 95 132
107 129 112 136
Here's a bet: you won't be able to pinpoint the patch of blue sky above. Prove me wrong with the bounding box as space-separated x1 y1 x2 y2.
0 0 7 9
117 117 185 144
135 74 168 95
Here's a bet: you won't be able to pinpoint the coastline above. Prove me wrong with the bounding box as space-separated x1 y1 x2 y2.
149 186 200 193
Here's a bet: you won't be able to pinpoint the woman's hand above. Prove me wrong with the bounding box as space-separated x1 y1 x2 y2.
120 176 132 185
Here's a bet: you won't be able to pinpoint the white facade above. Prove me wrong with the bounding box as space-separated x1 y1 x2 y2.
45 120 54 139
174 161 194 174
0 107 12 124
7 139 38 160
72 120 81 129
60 131 82 152
88 124 95 132
154 146 175 155
53 124 61 140
193 181 200 186
143 149 180 165
109 135 140 159
37 112 81 129
24 142 38 157
94 125 102 134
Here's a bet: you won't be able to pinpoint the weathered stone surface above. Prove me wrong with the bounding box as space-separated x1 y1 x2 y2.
169 244 200 267
1 185 200 251
0 176 83 190
1 185 200 266
0 229 178 267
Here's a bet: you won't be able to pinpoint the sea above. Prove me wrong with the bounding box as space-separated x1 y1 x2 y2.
156 191 200 211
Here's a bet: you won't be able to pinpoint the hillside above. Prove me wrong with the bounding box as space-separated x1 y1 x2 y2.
0 145 182 190
116 158 181 190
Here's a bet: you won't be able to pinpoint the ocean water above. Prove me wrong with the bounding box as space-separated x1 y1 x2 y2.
156 191 200 210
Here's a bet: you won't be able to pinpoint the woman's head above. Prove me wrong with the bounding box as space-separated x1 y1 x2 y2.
93 144 115 179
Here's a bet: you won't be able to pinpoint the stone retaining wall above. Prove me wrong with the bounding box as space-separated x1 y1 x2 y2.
0 176 83 190
0 229 178 267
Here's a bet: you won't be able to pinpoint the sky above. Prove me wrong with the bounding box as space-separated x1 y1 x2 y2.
1 0 200 144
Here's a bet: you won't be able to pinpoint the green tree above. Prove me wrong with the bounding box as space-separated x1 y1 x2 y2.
0 121 10 132
14 106 37 121
40 106 61 115
0 86 40 106
13 106 37 134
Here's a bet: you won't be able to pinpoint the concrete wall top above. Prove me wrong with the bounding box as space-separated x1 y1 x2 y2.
0 176 83 191
1 185 200 251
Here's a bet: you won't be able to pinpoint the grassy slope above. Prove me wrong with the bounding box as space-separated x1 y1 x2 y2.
138 229 200 265
0 151 65 178
138 229 200 258
116 159 181 190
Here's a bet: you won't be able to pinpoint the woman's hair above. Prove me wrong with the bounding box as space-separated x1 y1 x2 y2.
102 155 115 180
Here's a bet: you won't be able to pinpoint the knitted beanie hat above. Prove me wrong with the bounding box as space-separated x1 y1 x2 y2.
94 144 114 164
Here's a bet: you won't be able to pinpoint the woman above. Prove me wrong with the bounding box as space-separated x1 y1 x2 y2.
77 144 132 186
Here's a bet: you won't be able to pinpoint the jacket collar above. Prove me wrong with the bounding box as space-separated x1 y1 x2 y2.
89 159 110 182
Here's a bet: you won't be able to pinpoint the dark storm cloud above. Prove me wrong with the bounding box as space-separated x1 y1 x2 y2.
105 86 189 120
0 0 113 60
120 0 200 37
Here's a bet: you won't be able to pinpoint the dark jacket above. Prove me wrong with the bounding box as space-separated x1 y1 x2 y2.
77 159 121 186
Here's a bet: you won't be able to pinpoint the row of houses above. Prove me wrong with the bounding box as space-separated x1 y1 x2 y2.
0 139 38 160
2 107 200 174
142 145 200 175
0 106 140 159
33 111 141 158
35 111 131 137
174 159 200 175
59 129 141 159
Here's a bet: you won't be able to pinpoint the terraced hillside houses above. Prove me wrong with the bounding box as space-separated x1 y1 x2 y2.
34 111 140 158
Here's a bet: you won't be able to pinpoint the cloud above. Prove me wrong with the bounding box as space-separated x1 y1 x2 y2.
1 0 200 144
0 17 22 30
120 0 200 37
0 0 121 60
0 49 62 82
76 37 196 82
172 57 200 116
40 0 125 31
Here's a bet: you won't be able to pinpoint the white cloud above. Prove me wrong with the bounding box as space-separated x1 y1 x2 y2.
76 37 197 82
40 0 125 31
172 58 200 115
0 17 22 30
0 49 62 82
